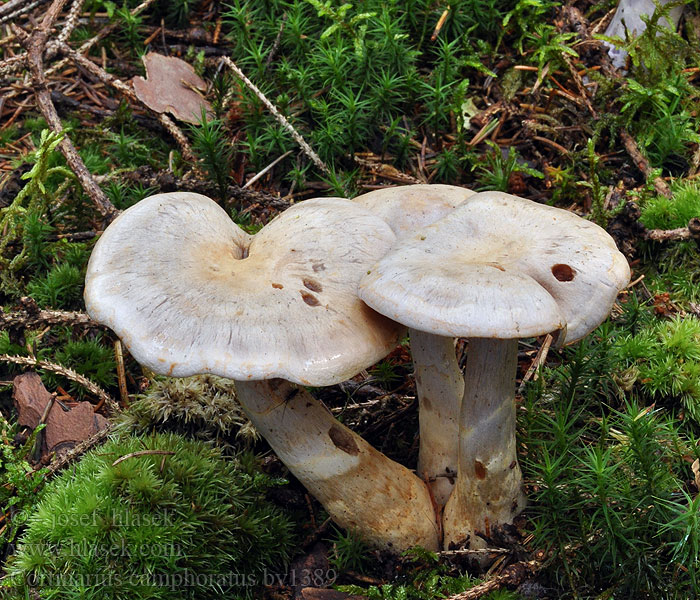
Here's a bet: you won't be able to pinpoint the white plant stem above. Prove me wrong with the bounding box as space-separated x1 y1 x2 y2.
442 338 525 548
235 378 440 551
411 329 463 507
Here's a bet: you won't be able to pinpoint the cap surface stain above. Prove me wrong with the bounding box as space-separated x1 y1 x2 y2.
551 263 575 282
300 291 321 306
302 277 323 293
328 424 360 455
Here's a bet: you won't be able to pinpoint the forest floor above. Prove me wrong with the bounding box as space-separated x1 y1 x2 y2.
1 0 700 599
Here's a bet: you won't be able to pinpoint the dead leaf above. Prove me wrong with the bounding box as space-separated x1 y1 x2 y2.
131 53 214 124
13 371 51 429
12 372 109 459
692 458 700 491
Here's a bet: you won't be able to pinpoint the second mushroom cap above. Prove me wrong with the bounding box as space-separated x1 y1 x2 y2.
359 190 631 343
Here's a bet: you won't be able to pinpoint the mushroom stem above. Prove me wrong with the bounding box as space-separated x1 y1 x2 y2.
442 338 525 548
411 329 463 507
234 378 440 551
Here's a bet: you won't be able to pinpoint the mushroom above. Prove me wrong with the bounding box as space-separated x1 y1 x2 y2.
359 190 631 546
353 184 476 505
84 192 439 551
603 0 683 69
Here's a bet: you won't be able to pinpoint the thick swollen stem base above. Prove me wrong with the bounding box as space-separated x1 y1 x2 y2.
442 338 525 548
235 378 440 551
411 329 463 506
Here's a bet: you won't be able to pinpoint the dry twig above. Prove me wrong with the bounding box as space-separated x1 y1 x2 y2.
518 334 554 394
0 354 120 415
45 0 157 77
0 307 96 331
445 562 534 600
646 218 700 242
40 425 112 476
112 450 175 467
220 56 330 176
620 131 672 198
56 0 87 45
0 0 50 24
23 0 117 219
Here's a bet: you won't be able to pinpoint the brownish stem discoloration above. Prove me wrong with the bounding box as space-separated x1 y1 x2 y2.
235 379 440 551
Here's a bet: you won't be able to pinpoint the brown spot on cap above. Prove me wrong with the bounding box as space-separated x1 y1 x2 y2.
552 263 575 281
328 424 359 455
312 261 326 272
300 291 321 306
474 460 486 479
302 277 323 293
271 282 283 289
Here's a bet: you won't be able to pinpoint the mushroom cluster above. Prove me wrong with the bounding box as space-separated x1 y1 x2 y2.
359 190 631 546
85 186 630 552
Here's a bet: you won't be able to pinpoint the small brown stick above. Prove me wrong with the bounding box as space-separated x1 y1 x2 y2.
243 150 292 188
0 354 120 415
431 7 450 41
33 391 57 460
221 56 330 175
440 548 512 557
0 307 96 330
0 0 41 19
157 114 196 163
56 0 87 44
113 340 130 408
0 0 50 24
264 13 287 66
40 425 112 476
445 561 533 600
532 135 569 155
646 218 700 242
45 0 157 78
620 131 672 198
24 0 117 220
0 54 27 76
518 333 554 394
112 450 175 467
561 53 596 117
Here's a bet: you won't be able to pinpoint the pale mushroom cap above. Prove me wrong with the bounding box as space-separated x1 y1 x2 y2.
359 191 631 344
353 184 476 237
85 193 402 386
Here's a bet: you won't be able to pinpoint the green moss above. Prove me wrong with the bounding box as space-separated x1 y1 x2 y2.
27 263 84 309
615 315 700 419
521 332 700 598
4 433 295 599
118 375 257 449
640 181 700 229
46 336 117 398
